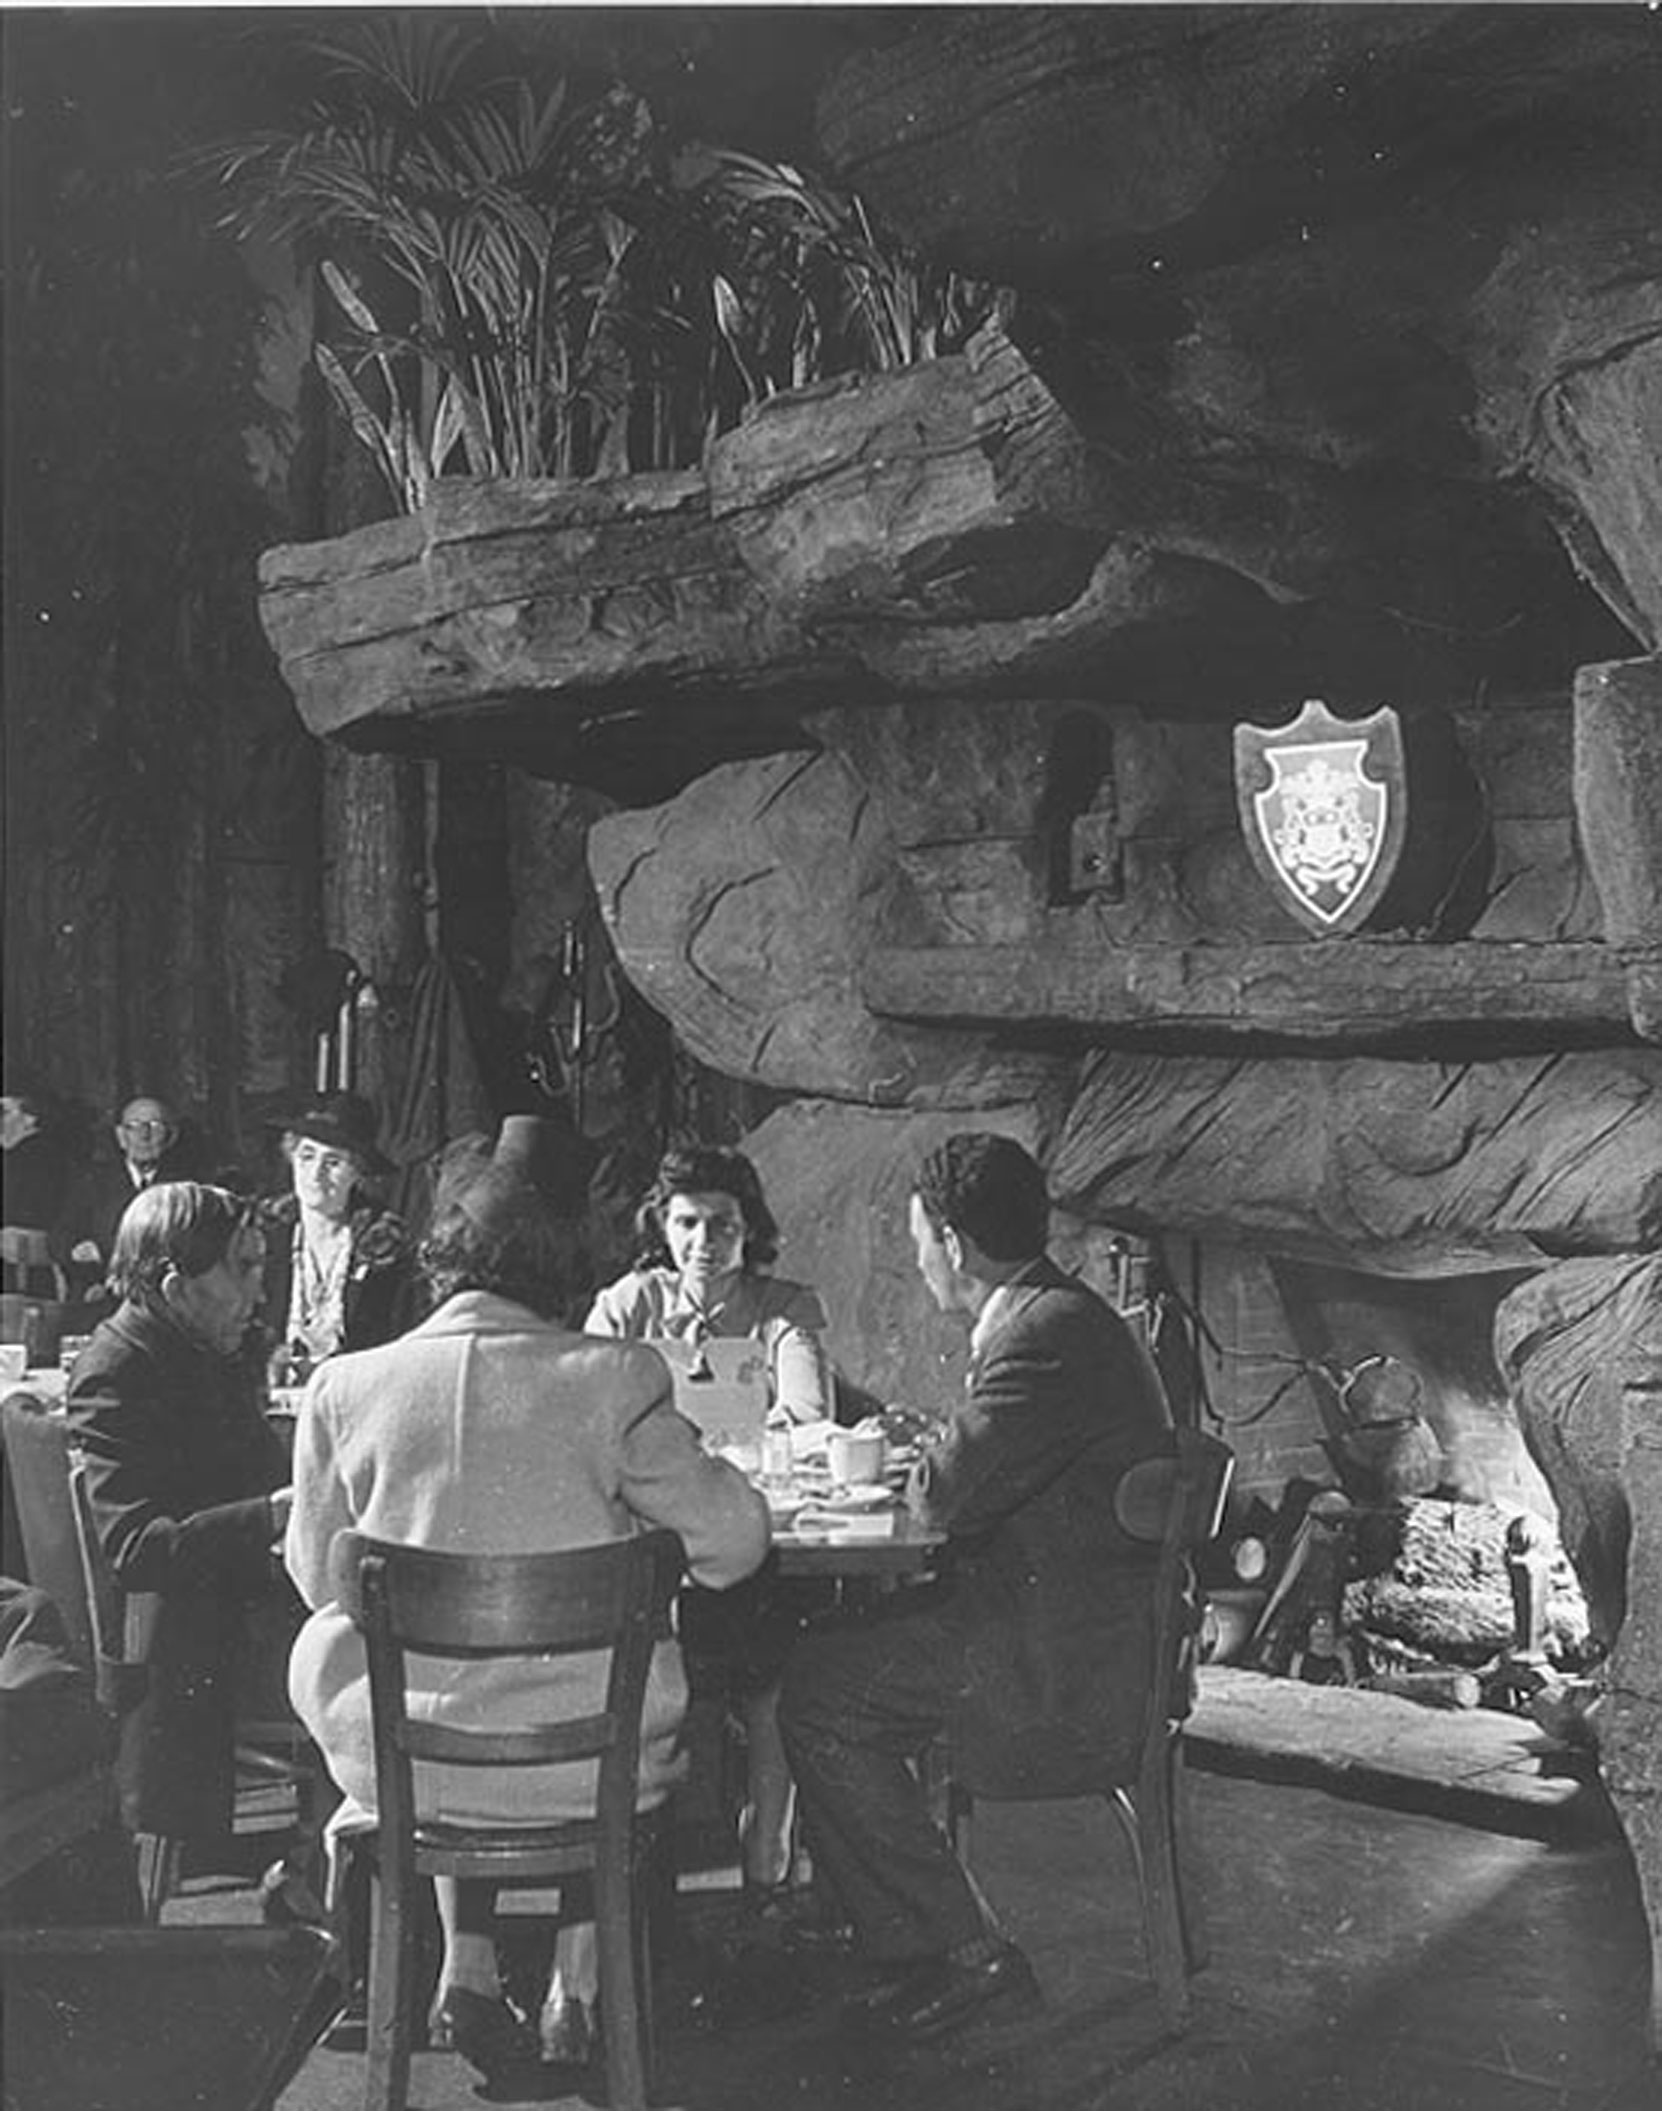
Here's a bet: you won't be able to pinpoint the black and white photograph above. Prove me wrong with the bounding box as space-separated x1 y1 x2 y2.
2 6 1659 2107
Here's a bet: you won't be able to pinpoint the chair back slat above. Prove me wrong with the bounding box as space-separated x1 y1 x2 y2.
1113 1436 1233 1551
332 1529 685 1841
332 1534 668 1656
0 1228 69 1304
405 1713 619 1770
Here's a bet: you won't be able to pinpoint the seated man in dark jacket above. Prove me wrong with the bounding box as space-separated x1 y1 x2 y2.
67 1183 295 1871
780 1133 1172 2042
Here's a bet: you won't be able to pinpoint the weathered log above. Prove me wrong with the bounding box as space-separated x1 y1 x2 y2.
255 349 1262 781
1576 657 1662 1044
705 331 1103 624
257 474 829 743
1049 1049 1662 1274
863 937 1634 1042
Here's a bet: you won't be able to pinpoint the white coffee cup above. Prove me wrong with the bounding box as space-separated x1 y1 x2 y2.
827 1427 886 1486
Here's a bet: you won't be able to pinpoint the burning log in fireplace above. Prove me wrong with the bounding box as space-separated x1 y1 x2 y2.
1206 1483 1592 1706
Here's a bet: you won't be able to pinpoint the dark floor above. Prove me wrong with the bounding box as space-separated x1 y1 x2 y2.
192 1759 1660 2111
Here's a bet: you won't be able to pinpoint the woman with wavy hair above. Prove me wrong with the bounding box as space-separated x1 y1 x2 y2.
574 1141 835 2049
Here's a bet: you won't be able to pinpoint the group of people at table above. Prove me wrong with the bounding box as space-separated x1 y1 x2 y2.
27 1087 1175 2080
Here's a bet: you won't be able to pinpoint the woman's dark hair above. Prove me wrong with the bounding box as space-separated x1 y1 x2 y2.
913 1133 1050 1263
630 1143 780 1273
108 1182 256 1305
418 1134 579 1320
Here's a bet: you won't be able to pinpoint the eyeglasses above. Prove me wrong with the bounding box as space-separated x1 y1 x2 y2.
121 1119 172 1135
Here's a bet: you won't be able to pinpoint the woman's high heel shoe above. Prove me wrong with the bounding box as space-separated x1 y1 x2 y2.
258 1857 328 1929
428 1986 539 2082
539 1987 600 2066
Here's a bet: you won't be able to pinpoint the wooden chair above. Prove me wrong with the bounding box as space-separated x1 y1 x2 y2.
947 1427 1235 2034
65 1446 312 1920
0 1226 69 1302
0 1406 121 1891
0 1924 340 2111
2 1391 97 1667
332 1527 686 2111
0 1227 68 1368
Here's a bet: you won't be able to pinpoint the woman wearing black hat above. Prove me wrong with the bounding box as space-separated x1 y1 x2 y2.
262 1093 417 1383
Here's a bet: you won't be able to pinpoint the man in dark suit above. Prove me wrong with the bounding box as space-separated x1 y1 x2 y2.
66 1096 198 1306
780 1133 1172 2041
67 1183 293 1857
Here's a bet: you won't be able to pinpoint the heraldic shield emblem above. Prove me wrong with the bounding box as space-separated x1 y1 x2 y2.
1233 699 1407 935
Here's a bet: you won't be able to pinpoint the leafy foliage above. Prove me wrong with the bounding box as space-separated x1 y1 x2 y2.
194 17 1005 510
684 147 1007 409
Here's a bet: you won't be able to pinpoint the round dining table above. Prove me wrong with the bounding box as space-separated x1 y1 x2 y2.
770 1505 944 1581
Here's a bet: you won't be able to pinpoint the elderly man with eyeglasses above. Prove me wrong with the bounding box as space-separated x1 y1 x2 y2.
67 1093 199 1307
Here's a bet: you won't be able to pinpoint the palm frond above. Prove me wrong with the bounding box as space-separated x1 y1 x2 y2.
196 17 1003 507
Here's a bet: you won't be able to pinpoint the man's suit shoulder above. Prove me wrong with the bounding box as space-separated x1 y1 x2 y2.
1003 1267 1127 1343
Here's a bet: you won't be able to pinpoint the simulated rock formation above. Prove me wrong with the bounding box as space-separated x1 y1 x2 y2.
1496 1256 1662 2050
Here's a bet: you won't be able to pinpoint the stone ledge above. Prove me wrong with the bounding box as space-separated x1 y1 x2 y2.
1188 1665 1606 1840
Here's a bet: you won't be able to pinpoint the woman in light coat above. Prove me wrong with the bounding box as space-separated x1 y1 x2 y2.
285 1117 769 2085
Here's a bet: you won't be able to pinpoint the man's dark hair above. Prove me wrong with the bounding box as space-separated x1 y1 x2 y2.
631 1143 780 1273
913 1134 1050 1263
108 1182 255 1305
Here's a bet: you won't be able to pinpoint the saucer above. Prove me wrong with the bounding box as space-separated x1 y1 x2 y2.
820 1483 893 1512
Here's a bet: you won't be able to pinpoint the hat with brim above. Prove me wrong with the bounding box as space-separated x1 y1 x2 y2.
282 1091 392 1178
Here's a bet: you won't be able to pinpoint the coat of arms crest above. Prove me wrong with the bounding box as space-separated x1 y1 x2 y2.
1233 700 1407 935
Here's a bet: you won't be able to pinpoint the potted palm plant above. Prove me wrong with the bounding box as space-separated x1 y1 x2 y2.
207 15 1064 776
200 15 999 514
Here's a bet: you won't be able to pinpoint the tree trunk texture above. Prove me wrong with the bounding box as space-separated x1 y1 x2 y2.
321 748 428 1130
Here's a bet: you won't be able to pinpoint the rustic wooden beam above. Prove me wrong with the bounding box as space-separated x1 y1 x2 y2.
861 938 1633 1040
1576 655 1662 1044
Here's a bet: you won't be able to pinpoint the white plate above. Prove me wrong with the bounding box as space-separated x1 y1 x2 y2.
819 1483 894 1512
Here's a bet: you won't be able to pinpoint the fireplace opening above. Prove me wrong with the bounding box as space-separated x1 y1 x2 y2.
1131 1238 1597 1739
